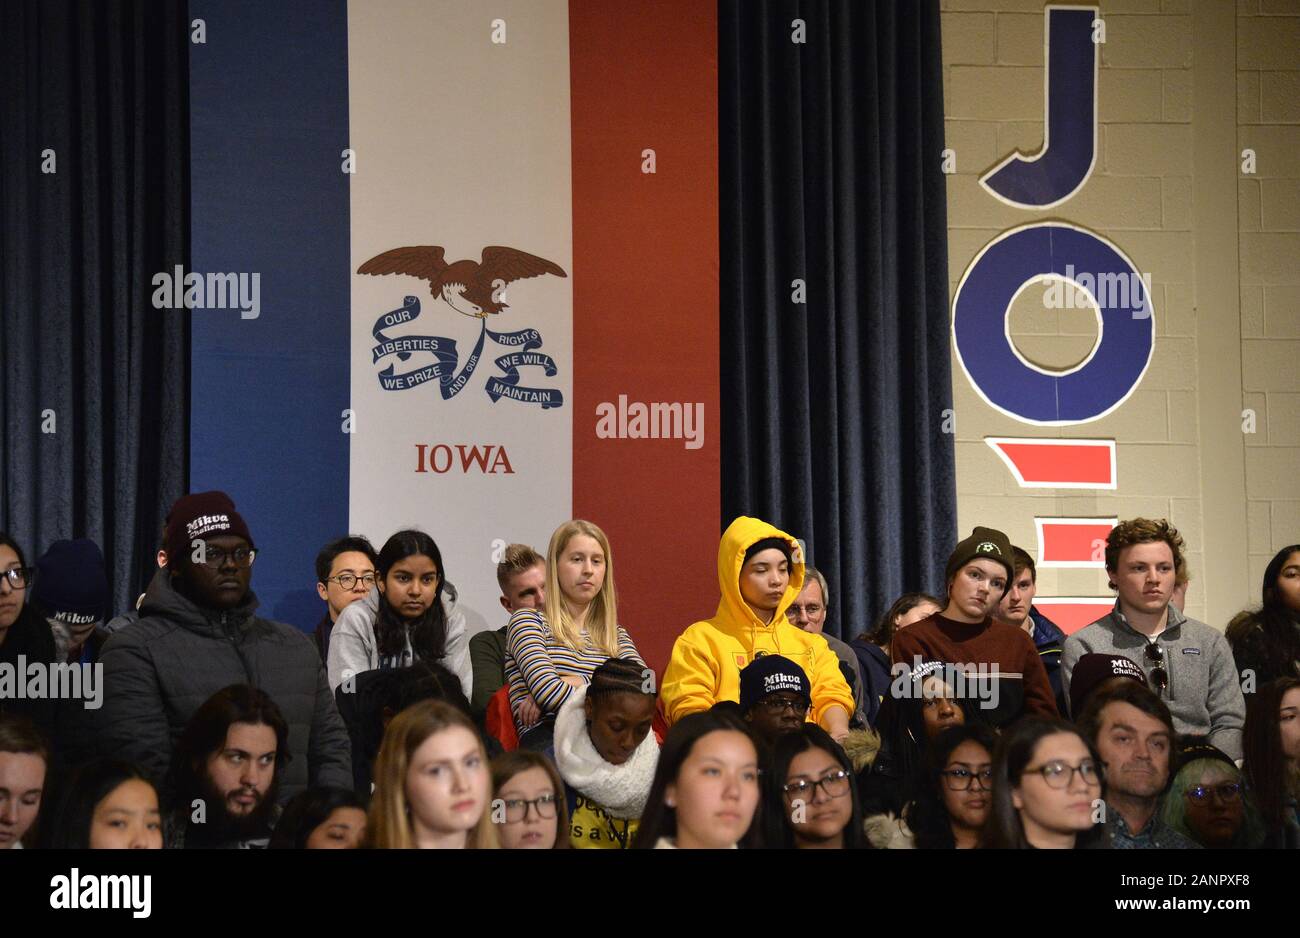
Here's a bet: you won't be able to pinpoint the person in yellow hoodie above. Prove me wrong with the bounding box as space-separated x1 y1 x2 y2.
661 517 854 742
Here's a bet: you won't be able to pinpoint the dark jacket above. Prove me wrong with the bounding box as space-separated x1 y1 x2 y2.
314 613 334 664
1228 611 1300 688
850 639 892 727
0 604 59 736
1028 607 1068 716
97 570 352 802
468 626 508 718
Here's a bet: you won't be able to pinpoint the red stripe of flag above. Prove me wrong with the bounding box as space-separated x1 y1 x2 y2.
569 0 719 673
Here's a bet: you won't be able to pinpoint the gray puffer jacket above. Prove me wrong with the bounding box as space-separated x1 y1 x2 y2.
97 570 352 801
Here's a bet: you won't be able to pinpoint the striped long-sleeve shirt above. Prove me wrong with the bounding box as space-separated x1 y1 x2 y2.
504 609 642 730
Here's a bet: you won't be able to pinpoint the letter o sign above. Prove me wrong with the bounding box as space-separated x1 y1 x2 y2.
952 223 1154 425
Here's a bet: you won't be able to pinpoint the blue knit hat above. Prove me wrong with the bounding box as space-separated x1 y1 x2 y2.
31 539 110 625
739 654 810 713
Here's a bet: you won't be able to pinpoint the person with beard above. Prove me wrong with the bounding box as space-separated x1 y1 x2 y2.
738 655 813 747
549 657 659 849
164 684 289 849
1077 680 1198 848
98 492 351 801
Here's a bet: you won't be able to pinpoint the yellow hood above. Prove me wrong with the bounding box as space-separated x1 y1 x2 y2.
714 516 805 635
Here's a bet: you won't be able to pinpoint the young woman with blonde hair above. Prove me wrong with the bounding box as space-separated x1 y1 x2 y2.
367 700 497 849
504 520 644 750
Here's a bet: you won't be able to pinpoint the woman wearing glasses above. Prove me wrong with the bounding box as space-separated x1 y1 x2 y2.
1161 738 1265 849
766 724 866 849
0 533 58 671
490 751 569 849
859 663 985 830
980 718 1104 849
903 724 999 849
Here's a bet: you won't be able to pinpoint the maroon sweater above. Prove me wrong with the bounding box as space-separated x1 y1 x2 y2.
890 613 1059 725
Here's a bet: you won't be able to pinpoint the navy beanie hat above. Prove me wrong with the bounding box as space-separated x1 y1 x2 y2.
31 539 111 625
739 654 810 712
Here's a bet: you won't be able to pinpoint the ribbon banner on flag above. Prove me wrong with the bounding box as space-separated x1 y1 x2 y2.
370 295 563 408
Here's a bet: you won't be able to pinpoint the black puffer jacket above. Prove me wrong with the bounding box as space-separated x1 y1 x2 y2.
97 570 351 801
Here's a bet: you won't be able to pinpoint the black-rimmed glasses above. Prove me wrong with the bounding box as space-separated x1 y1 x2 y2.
782 770 851 800
326 572 376 590
197 546 257 569
0 567 35 590
1021 760 1102 789
501 793 558 822
941 767 993 791
1184 783 1244 805
759 697 810 716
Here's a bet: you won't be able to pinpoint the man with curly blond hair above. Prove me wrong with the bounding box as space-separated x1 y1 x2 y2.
1061 518 1245 760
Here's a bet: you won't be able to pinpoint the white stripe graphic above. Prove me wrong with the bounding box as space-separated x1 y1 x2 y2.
347 0 574 635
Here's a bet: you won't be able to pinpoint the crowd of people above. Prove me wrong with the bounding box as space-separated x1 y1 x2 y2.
1 490 1297 850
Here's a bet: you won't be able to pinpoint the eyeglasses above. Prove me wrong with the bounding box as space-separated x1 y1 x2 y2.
1184 783 1244 805
1022 760 1102 789
0 567 35 590
941 767 993 791
1143 642 1168 694
501 793 558 823
782 770 851 800
759 697 810 717
326 572 375 590
197 546 257 569
787 603 823 618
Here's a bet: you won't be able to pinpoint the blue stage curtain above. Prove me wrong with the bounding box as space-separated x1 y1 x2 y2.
0 0 190 615
719 0 958 639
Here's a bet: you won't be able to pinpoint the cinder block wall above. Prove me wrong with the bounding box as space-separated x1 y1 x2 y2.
1238 0 1300 600
941 0 1298 630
